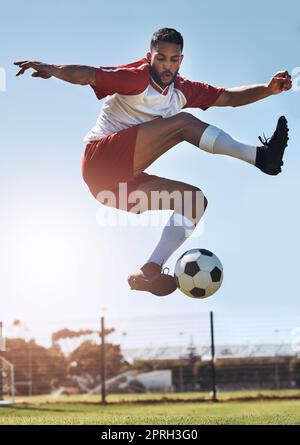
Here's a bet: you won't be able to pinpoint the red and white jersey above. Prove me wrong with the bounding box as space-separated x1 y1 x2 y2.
83 57 224 142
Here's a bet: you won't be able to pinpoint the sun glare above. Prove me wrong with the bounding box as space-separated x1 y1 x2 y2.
12 214 81 298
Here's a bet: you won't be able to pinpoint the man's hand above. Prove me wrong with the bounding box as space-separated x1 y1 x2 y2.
13 61 95 85
268 70 292 95
14 61 53 79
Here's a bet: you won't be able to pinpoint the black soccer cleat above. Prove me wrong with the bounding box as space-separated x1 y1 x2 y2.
128 262 177 297
255 116 289 175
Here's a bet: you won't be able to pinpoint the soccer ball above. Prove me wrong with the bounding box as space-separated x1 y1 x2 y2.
174 248 223 299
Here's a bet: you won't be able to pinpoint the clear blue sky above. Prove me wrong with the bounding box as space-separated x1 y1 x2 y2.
1 0 300 345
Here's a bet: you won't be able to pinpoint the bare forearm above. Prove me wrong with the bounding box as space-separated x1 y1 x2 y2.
14 59 97 85
49 64 96 85
228 84 272 107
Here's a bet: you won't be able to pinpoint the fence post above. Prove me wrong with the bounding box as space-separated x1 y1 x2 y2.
100 316 107 405
210 311 218 402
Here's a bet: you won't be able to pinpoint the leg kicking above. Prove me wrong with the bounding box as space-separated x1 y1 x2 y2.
127 112 289 296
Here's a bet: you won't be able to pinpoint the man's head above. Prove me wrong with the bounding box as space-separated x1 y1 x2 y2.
147 28 184 88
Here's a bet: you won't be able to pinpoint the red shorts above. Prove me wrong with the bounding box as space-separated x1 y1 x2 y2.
82 124 160 212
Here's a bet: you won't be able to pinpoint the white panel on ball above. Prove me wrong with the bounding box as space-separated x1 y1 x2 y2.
174 248 223 299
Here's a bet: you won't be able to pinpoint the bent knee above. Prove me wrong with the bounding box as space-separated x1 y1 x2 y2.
177 111 198 125
175 112 201 138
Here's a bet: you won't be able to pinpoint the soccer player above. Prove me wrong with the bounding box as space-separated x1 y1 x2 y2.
14 28 291 297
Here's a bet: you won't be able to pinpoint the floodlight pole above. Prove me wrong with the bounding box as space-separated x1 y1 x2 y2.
210 311 218 402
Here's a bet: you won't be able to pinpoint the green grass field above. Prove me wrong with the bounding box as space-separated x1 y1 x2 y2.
1 390 300 425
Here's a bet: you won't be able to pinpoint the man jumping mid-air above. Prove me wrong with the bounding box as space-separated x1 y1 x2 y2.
14 28 291 297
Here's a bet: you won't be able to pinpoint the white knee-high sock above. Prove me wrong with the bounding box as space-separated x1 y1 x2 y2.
199 125 257 165
146 212 198 267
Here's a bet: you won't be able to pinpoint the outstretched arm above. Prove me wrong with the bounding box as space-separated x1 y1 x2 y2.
14 61 96 86
214 70 292 107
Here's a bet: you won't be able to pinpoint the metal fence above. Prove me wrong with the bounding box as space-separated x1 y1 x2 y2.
1 311 300 404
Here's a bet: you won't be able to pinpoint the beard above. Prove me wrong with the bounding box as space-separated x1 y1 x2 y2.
150 65 179 88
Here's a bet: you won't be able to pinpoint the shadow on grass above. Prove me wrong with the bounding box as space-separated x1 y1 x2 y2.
0 405 80 414
11 393 300 408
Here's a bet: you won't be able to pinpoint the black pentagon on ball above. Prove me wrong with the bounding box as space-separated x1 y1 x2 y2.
184 261 200 277
190 287 206 298
210 266 222 282
199 249 213 256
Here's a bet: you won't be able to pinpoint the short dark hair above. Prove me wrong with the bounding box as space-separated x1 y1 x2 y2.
150 28 184 52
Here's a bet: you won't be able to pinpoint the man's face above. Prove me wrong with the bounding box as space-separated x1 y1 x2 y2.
147 41 184 88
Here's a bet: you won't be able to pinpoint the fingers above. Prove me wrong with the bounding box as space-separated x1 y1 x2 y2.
283 71 292 90
16 67 29 76
14 60 51 79
273 70 293 91
15 61 34 76
14 60 28 66
14 60 42 76
281 81 292 91
16 68 25 76
275 70 291 78
283 71 291 82
17 62 42 77
274 71 291 81
14 61 32 69
284 71 292 87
